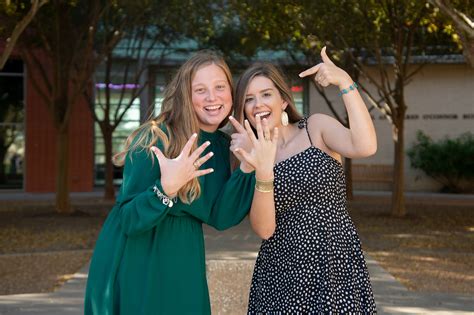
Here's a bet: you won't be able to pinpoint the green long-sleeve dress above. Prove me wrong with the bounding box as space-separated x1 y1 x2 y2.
84 129 255 315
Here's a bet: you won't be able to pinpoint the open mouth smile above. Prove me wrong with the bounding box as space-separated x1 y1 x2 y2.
204 105 223 112
254 111 271 119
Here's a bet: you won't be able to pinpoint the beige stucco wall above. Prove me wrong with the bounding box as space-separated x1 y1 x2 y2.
308 63 474 192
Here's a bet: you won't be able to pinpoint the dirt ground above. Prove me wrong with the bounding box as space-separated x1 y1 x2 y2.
349 201 474 295
0 199 473 295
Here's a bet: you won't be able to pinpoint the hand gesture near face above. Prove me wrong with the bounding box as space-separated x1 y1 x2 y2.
229 116 254 171
299 46 352 89
234 116 278 180
151 134 214 197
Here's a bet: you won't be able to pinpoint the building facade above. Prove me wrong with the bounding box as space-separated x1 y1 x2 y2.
1 50 472 193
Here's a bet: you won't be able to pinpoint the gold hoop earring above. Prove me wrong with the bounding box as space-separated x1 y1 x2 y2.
281 111 289 126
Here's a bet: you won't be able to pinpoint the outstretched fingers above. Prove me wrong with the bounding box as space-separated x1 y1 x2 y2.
298 63 321 78
190 140 211 161
194 167 214 178
181 133 198 157
272 127 279 144
244 119 258 145
262 118 271 140
193 151 214 169
255 115 265 140
151 146 166 163
229 116 247 134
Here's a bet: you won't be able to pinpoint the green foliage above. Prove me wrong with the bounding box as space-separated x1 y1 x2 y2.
407 130 474 193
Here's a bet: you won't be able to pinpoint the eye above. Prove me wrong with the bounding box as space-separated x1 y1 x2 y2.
216 84 226 90
195 88 205 94
263 92 272 97
244 97 254 104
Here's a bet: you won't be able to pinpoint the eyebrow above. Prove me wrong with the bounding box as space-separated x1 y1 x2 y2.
246 88 273 96
192 79 228 87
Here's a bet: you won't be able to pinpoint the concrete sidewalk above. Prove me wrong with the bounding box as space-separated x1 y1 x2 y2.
1 219 473 314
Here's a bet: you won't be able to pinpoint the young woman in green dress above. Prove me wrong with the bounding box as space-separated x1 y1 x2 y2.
84 50 276 314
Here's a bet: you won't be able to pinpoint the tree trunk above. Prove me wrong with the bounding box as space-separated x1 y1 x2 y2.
103 126 115 200
461 34 474 68
55 126 72 214
391 111 406 217
344 157 354 200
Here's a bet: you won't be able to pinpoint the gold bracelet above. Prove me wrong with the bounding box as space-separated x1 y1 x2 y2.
255 177 274 193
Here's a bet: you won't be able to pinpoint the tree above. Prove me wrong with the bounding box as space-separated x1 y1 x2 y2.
227 0 363 199
0 0 49 69
15 0 149 214
86 24 181 200
428 0 474 67
340 0 434 217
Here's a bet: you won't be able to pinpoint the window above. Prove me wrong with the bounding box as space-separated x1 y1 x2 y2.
93 81 141 186
0 59 24 189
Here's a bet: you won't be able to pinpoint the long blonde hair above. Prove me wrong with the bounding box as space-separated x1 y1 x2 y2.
113 50 233 204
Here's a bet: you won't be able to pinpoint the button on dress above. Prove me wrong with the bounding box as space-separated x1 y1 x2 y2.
85 129 255 315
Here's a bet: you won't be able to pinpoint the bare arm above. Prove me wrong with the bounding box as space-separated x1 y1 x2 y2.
230 116 277 240
300 47 377 159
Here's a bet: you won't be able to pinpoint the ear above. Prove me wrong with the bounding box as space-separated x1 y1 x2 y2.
282 101 289 111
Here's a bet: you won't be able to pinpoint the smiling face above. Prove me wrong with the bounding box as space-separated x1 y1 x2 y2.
191 63 232 132
243 75 288 130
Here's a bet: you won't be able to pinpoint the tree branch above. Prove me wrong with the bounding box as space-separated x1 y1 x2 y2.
0 0 49 69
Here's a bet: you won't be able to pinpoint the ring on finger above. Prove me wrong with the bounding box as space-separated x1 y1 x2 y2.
193 161 200 169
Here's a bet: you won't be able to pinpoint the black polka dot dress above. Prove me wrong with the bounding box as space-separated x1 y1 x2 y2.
248 118 377 314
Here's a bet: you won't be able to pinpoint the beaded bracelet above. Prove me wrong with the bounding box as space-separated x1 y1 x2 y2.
152 185 177 207
338 82 358 97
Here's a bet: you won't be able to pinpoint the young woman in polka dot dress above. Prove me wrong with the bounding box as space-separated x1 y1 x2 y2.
230 47 378 314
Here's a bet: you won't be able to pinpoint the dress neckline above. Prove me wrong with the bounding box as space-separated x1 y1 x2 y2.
274 146 343 168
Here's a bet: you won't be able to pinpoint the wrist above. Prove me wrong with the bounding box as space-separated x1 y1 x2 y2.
338 81 358 97
337 76 353 89
255 176 274 193
256 169 274 181
240 162 255 173
160 181 178 198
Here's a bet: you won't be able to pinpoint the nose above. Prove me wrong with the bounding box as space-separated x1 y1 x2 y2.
206 89 217 101
255 96 265 108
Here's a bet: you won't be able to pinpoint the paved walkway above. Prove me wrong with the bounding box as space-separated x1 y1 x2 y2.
0 191 473 314
1 219 473 314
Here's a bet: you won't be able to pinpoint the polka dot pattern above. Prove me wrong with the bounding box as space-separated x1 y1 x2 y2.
248 118 377 314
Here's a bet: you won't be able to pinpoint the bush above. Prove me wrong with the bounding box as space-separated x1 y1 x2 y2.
407 131 474 193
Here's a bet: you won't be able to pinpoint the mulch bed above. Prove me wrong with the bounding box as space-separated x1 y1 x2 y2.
0 208 106 295
0 198 472 296
349 201 474 295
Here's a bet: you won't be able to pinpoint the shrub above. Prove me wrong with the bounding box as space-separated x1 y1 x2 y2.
407 131 474 193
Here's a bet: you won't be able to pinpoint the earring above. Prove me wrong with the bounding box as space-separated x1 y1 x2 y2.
281 111 289 126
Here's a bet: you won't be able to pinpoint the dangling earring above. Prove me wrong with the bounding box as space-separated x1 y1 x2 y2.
281 111 289 126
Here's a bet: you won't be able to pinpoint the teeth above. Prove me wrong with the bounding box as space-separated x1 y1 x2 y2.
255 111 270 118
205 105 222 110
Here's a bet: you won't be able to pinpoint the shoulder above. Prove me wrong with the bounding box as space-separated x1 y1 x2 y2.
307 113 339 131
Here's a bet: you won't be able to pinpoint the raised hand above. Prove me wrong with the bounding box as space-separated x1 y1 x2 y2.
235 116 278 180
229 116 254 171
151 133 214 197
298 46 352 89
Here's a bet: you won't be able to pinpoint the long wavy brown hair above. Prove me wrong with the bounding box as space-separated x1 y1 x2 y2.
234 62 302 127
232 63 302 169
113 50 233 204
